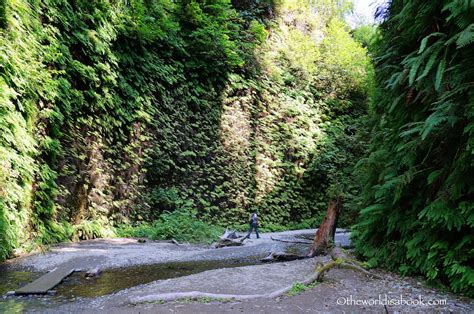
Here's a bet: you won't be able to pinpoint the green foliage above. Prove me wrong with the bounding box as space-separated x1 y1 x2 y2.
353 0 474 296
352 24 378 52
0 0 249 258
0 0 6 28
287 281 318 296
0 0 61 260
73 219 115 241
276 0 352 21
287 216 324 230
287 282 307 296
320 19 375 95
141 0 372 229
0 0 372 262
249 20 268 43
116 209 223 243
230 215 323 232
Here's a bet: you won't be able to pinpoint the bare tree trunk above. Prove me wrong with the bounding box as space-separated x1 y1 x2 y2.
308 198 342 257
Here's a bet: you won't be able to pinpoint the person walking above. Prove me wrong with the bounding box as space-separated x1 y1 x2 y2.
246 212 260 239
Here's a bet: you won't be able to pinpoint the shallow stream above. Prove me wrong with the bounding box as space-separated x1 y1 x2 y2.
0 243 309 312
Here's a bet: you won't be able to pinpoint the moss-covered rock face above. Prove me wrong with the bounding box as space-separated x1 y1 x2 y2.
0 0 372 259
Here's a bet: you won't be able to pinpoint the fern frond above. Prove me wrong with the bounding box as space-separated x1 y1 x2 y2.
418 33 446 54
417 44 443 81
456 24 474 48
435 58 446 91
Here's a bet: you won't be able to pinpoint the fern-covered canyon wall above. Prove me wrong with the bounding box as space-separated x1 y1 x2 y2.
0 0 372 260
2 0 472 298
353 0 474 296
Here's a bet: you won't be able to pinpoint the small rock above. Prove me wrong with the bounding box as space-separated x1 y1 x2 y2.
138 239 146 243
12 249 22 258
85 268 102 278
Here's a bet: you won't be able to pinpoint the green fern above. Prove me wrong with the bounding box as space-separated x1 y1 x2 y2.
417 44 443 81
418 32 446 54
435 57 446 91
456 23 474 48
354 0 474 297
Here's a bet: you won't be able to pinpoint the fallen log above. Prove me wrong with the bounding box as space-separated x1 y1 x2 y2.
270 237 312 245
138 239 180 245
214 238 246 248
261 251 307 262
128 247 380 304
213 229 246 248
220 228 239 240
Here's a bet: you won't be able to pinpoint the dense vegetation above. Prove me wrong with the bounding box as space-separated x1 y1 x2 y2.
353 0 474 296
2 0 471 298
0 0 371 260
116 208 222 243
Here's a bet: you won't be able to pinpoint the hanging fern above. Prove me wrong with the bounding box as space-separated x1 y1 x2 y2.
435 57 446 91
353 0 474 297
456 23 474 48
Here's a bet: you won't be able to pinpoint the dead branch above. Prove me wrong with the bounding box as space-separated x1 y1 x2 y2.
261 251 307 262
129 247 381 304
270 237 313 245
213 229 246 248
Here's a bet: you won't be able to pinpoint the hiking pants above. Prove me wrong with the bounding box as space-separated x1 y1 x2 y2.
246 224 260 239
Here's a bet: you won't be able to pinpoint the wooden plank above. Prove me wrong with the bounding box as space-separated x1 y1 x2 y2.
15 265 75 295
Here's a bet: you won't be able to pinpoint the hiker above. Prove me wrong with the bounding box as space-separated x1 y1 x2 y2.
246 212 260 239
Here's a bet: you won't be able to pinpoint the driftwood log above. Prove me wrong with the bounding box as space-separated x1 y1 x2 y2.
270 237 312 245
261 251 307 262
213 229 246 248
313 247 381 281
220 229 239 240
138 239 180 245
129 247 380 304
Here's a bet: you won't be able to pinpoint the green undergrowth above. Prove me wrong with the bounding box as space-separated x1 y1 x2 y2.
287 281 319 296
116 209 223 244
117 210 325 242
231 214 326 233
